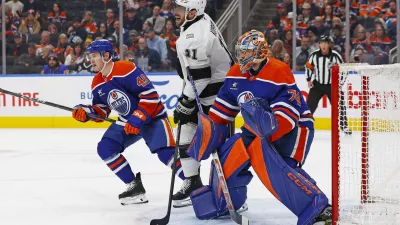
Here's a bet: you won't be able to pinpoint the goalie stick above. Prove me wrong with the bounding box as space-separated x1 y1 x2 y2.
183 61 249 225
0 88 117 124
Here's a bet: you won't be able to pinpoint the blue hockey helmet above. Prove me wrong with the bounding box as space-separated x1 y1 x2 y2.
87 39 117 60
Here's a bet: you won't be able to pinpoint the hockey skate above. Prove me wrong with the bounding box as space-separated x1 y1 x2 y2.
119 172 149 205
313 204 332 225
172 174 203 208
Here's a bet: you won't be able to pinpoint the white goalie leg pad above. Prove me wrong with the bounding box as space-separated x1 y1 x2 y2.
180 157 200 177
120 194 149 205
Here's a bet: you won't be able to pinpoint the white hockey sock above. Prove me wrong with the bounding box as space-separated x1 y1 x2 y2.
180 157 200 177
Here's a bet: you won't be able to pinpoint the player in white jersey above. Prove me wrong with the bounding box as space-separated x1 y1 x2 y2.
171 0 234 207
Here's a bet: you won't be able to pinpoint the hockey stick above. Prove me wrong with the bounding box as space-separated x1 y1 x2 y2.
150 121 182 225
0 88 117 123
184 64 249 225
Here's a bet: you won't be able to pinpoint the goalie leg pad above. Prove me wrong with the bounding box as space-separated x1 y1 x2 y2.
190 134 253 219
247 137 328 224
240 97 278 138
187 112 229 161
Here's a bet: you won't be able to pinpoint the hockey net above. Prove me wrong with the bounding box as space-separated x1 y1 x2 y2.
332 63 400 225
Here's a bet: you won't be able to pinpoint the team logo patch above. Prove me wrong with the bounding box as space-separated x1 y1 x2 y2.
107 89 131 116
237 91 254 106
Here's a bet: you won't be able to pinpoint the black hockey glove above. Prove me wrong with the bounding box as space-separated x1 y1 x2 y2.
173 97 198 125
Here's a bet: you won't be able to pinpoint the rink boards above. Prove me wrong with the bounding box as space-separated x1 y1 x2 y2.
0 72 357 129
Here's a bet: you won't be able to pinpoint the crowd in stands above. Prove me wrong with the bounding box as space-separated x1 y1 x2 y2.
0 0 219 74
264 0 398 70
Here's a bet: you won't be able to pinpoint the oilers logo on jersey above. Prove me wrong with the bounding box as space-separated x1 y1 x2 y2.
237 91 254 106
108 89 131 116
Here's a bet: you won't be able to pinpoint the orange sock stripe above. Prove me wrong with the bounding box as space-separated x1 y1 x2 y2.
109 156 125 169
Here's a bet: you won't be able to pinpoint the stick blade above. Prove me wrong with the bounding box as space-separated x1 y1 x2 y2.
150 217 169 225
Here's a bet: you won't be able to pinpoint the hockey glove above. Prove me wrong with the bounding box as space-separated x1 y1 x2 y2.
173 96 198 125
72 104 97 123
124 110 148 135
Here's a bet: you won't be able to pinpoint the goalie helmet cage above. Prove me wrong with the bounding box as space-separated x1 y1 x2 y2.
331 63 400 225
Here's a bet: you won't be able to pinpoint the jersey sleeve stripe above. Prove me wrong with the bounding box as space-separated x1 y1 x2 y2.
139 88 156 96
209 108 235 122
215 97 240 110
213 102 239 116
273 107 299 124
140 93 159 100
209 110 232 125
140 99 160 103
271 102 300 117
274 111 296 129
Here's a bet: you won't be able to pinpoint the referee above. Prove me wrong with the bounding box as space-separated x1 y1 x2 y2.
305 35 352 135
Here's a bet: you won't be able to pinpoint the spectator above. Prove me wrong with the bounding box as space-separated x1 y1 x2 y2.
35 31 54 57
352 25 372 52
370 22 391 54
36 45 53 66
72 51 95 74
381 1 396 22
271 39 286 61
18 9 41 35
106 8 117 35
111 20 129 47
7 32 28 56
350 47 366 63
146 5 166 35
265 16 284 41
64 42 84 67
81 11 98 35
349 0 359 16
126 30 140 52
107 36 120 55
307 25 320 49
283 0 293 12
4 13 18 38
14 42 40 72
314 16 329 36
295 36 315 71
301 3 314 26
283 29 301 54
67 17 88 43
95 22 109 39
329 17 343 36
283 52 292 68
323 4 335 29
276 3 289 27
301 0 320 18
123 8 142 33
360 0 385 18
5 0 23 17
160 19 178 62
47 3 67 24
267 29 278 49
134 37 161 71
24 0 43 13
136 0 152 22
331 25 345 57
160 0 173 19
349 13 359 39
41 52 69 74
47 23 58 35
145 27 168 68
141 20 152 36
296 14 309 38
54 33 68 62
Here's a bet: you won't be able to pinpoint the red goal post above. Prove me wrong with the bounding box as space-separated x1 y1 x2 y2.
331 63 400 225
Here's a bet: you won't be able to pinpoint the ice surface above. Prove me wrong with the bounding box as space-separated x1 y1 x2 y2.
0 129 332 225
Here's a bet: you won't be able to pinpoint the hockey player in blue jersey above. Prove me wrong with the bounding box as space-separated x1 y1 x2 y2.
71 39 186 205
185 30 332 224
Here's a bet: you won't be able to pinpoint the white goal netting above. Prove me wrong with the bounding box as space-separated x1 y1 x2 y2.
335 63 400 225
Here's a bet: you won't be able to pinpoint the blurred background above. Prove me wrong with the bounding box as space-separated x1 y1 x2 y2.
0 0 399 75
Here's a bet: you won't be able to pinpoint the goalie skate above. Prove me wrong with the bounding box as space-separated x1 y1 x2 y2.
313 205 332 225
119 172 149 205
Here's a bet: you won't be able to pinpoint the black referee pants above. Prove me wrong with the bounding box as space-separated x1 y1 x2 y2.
307 80 349 129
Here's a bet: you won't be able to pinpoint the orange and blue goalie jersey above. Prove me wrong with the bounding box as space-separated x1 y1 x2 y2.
90 60 166 123
208 58 314 142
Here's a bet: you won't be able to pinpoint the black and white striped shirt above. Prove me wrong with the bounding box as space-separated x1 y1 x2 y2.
305 49 343 85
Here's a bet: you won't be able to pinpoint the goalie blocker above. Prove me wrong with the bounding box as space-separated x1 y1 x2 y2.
187 98 329 224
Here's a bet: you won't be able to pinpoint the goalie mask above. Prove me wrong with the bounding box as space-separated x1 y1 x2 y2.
236 30 268 74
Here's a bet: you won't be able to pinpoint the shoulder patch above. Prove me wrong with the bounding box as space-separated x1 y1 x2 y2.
186 33 194 39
